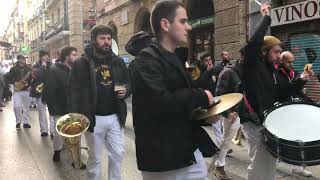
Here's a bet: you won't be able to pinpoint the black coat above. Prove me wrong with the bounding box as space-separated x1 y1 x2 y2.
46 63 70 116
68 45 131 132
130 42 216 172
274 64 306 102
241 15 277 125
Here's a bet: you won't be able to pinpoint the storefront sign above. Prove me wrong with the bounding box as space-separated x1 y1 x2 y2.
271 0 320 27
189 16 214 29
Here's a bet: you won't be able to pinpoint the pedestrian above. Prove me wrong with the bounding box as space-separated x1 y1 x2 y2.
129 1 218 179
68 25 130 180
46 46 78 163
208 51 244 179
6 55 32 129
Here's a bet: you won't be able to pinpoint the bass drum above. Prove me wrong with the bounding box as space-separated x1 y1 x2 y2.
263 101 320 166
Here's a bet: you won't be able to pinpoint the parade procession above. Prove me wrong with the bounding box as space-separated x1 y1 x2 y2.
1 0 320 179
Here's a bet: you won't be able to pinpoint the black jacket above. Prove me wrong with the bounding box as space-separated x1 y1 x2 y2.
30 61 52 98
6 64 31 90
274 64 306 102
241 15 276 125
68 45 130 132
46 63 70 116
130 41 216 172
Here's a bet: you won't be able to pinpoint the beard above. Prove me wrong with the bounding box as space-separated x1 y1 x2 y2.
94 43 112 55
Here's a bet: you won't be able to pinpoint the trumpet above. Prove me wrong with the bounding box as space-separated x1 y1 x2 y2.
36 83 44 93
56 113 90 169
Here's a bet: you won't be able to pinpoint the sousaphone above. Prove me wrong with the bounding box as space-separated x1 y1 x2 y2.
56 113 90 169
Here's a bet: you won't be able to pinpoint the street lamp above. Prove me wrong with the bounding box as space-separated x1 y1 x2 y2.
88 8 95 18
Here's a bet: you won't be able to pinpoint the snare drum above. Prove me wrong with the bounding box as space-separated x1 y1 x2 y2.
263 101 320 166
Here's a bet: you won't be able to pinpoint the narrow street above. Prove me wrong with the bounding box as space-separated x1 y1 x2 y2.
0 99 319 180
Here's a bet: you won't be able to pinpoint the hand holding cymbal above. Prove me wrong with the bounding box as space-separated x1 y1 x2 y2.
192 93 243 121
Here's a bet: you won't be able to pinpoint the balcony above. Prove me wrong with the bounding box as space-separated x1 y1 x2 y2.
45 19 68 40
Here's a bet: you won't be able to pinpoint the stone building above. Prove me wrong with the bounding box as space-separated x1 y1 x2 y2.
26 0 95 63
270 0 320 102
95 0 248 63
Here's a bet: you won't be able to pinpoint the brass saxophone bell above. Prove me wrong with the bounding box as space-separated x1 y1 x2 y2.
36 83 44 93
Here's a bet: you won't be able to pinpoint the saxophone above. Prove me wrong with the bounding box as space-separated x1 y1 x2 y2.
14 71 32 91
36 83 44 93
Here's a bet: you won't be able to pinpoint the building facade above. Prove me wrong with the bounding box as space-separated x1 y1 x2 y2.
271 0 320 102
95 0 248 63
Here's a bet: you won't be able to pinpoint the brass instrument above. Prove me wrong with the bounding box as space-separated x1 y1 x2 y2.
36 83 44 93
232 128 243 146
56 113 90 169
186 61 201 80
14 71 32 91
192 93 243 120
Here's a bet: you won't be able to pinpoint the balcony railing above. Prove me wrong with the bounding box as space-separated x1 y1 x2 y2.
45 19 68 40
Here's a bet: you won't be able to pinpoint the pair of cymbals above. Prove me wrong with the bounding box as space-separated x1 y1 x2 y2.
193 93 243 120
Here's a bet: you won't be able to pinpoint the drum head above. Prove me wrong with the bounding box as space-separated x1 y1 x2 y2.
264 103 320 142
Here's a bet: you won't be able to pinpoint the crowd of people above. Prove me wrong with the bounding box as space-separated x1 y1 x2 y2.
0 0 318 180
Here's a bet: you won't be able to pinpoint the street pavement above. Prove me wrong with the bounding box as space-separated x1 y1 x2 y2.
0 98 319 180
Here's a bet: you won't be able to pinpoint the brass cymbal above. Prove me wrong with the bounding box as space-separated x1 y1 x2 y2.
193 93 243 120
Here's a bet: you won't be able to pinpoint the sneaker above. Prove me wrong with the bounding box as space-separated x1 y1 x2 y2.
23 124 31 128
0 108 3 112
53 150 61 162
71 162 86 170
50 134 54 139
214 166 230 180
226 149 233 156
41 132 49 137
16 123 21 129
292 167 312 177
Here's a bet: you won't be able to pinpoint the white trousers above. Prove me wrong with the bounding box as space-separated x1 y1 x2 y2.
49 116 55 135
35 98 48 133
242 121 277 180
13 91 30 124
52 116 63 151
212 116 224 146
142 149 208 180
215 117 240 167
85 114 124 180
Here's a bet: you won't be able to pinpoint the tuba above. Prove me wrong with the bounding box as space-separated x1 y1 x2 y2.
56 113 90 169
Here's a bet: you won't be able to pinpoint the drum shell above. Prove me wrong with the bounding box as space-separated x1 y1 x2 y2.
264 101 320 166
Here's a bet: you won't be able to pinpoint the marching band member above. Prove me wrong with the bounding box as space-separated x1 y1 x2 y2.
30 50 52 136
46 46 78 162
69 25 130 180
240 3 282 180
130 1 217 179
6 55 32 129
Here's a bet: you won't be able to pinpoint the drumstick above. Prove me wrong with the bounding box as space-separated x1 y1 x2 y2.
254 0 262 6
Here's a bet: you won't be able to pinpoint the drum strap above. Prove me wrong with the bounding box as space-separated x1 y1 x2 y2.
243 93 255 113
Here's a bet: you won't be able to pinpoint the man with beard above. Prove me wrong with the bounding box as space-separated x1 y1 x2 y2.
7 55 32 129
130 1 218 179
30 50 51 136
46 46 78 162
240 3 282 180
69 25 130 180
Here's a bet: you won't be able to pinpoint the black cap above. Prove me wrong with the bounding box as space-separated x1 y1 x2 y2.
17 55 27 59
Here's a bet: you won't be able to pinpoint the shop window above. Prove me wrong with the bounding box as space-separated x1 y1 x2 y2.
290 33 320 102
